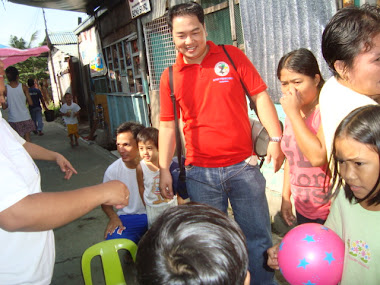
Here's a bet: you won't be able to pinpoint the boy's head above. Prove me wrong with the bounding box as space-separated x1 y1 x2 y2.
136 202 250 285
137 127 159 163
116 122 145 166
27 78 35 88
5 66 19 82
64 93 73 104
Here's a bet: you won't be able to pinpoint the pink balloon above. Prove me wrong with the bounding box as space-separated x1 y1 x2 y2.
278 223 344 285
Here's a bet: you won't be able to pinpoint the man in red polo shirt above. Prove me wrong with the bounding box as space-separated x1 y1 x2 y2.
159 3 284 284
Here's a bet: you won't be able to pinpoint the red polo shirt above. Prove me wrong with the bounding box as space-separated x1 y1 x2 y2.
160 41 267 167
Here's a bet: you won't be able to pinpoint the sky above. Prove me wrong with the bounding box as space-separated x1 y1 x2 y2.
0 1 88 47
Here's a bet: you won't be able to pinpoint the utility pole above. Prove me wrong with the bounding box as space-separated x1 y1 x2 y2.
43 8 61 105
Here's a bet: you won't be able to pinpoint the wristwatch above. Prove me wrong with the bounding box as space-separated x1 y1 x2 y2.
269 136 282 142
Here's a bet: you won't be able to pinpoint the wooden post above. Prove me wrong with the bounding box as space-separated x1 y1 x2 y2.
228 0 237 47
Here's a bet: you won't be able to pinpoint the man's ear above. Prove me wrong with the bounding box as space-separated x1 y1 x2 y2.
333 60 347 79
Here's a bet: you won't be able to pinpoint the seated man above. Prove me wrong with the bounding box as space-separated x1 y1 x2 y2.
101 122 148 244
136 203 250 285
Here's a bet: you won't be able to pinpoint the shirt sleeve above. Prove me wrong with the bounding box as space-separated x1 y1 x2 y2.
225 45 267 96
0 126 29 212
103 165 112 183
324 190 343 239
4 119 25 145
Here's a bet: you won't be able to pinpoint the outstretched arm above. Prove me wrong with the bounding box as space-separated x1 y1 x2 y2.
23 142 77 179
0 180 129 232
159 120 176 199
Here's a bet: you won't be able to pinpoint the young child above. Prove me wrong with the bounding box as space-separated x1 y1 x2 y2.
136 127 177 227
268 104 380 284
60 92 81 146
277 48 331 225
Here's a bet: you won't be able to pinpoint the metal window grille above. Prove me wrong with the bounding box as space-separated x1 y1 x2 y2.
102 35 142 94
143 16 176 91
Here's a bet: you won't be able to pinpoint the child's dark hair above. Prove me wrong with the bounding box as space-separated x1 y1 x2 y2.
136 202 248 285
5 66 19 82
167 2 204 30
137 127 158 149
329 105 380 206
27 78 35 87
116 121 145 140
277 48 325 92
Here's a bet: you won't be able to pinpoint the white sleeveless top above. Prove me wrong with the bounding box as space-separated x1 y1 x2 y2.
140 160 168 207
6 83 32 122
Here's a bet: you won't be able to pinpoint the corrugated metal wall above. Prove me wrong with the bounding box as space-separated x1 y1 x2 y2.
240 0 337 103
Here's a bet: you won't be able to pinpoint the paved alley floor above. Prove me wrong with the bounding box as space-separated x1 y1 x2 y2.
29 117 288 285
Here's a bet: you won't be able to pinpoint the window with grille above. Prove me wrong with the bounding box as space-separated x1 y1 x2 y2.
143 16 176 91
103 34 143 94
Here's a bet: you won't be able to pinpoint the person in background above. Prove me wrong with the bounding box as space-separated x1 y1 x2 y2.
60 92 81 146
28 78 47 136
158 3 283 283
267 104 380 284
277 48 331 226
136 127 177 228
2 66 35 141
40 79 51 104
136 202 250 285
0 59 130 285
101 122 148 245
320 4 380 157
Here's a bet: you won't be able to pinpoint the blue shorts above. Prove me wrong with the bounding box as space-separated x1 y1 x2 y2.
106 214 148 244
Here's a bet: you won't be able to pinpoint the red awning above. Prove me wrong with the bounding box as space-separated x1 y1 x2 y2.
0 46 50 68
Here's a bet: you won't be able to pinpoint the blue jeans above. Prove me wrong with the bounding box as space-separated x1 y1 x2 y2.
30 107 43 131
186 160 276 285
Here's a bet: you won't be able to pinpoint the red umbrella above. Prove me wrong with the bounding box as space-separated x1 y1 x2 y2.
0 45 50 68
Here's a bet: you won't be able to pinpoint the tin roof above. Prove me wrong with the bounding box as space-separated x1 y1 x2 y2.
48 32 78 45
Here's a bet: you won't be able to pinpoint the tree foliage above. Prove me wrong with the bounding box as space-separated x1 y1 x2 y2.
8 33 50 84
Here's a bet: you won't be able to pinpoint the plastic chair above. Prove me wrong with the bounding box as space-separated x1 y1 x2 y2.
81 238 138 285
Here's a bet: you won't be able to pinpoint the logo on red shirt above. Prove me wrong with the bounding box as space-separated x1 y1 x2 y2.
214 62 230 76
